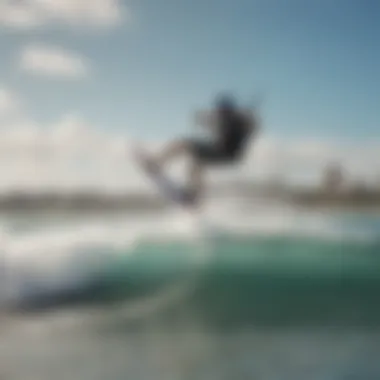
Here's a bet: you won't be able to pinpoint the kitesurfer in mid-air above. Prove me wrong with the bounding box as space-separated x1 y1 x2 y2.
138 93 260 208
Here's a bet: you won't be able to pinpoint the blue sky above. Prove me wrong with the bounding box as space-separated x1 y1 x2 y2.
1 0 379 142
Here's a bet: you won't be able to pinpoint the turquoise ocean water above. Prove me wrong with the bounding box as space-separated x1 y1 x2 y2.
1 199 380 379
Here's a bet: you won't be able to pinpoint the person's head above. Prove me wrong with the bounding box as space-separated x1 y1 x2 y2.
215 93 236 116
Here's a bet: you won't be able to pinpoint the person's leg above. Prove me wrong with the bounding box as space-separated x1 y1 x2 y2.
139 139 191 176
149 138 225 206
154 139 207 205
155 139 190 166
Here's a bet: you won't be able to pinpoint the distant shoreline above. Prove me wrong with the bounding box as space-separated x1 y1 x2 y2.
288 188 380 213
0 189 379 214
0 192 166 213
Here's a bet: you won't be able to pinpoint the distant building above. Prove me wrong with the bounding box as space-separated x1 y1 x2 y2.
322 163 345 193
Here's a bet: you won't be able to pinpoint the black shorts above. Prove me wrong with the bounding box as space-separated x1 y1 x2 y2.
188 139 238 165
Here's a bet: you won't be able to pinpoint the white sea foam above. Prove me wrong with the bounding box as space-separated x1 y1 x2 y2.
0 200 379 309
0 201 378 274
205 197 380 241
0 210 204 307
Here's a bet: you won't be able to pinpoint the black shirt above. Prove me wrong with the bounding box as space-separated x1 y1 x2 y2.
218 111 251 156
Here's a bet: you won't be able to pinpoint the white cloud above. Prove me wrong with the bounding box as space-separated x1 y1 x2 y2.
19 44 90 79
0 87 20 116
0 115 141 193
0 0 126 30
242 136 380 186
0 1 42 29
0 114 379 194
